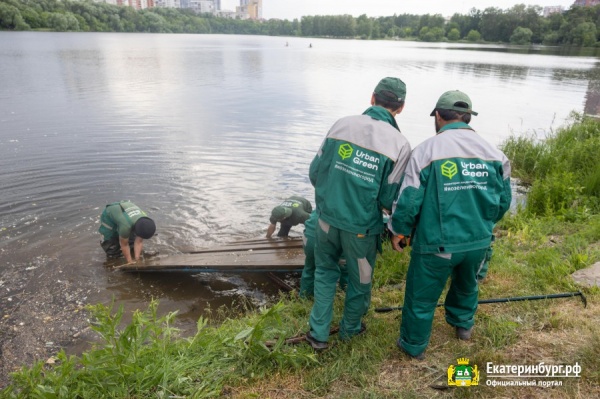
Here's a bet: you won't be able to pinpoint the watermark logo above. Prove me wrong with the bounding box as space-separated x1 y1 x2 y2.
485 361 581 387
338 143 353 160
441 160 458 179
448 358 480 387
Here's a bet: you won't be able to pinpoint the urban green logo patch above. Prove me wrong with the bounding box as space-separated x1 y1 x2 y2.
441 161 458 179
338 143 353 160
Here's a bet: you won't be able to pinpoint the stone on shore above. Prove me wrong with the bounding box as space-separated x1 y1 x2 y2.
572 262 600 287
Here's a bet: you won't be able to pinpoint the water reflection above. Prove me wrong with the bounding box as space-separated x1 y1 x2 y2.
585 65 600 117
447 44 600 57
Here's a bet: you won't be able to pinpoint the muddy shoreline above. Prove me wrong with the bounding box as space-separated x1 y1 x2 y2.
0 254 92 386
0 244 295 387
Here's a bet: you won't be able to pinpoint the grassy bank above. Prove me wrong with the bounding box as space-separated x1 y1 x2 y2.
2 117 600 398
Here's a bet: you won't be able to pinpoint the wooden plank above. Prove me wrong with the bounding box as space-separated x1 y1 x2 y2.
183 238 303 254
179 237 303 254
117 246 305 273
222 237 302 246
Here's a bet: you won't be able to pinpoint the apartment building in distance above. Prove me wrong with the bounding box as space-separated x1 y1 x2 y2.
100 0 153 9
573 0 600 6
94 0 261 18
155 0 180 8
188 0 216 13
237 0 262 19
543 6 564 16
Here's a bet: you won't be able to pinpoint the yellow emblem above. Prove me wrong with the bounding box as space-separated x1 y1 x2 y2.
448 358 479 387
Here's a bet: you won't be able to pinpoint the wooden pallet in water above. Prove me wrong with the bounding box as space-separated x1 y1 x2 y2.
116 237 305 273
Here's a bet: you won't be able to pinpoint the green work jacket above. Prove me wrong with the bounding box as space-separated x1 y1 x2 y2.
98 201 148 240
269 196 312 226
389 123 512 254
309 106 411 235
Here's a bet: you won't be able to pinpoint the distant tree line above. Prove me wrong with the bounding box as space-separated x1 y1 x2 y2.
1 0 600 47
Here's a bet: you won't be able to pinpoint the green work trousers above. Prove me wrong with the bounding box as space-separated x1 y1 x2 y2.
477 246 493 281
399 248 487 356
309 219 377 342
300 234 348 298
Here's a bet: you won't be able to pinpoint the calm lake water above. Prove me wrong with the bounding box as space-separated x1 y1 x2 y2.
0 32 598 326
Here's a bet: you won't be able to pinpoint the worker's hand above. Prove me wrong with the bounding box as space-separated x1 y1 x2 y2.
391 235 408 252
266 223 276 239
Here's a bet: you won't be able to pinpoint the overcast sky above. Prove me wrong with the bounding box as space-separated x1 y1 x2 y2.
221 0 576 20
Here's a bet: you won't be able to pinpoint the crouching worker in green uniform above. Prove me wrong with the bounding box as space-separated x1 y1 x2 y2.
300 210 348 298
388 90 512 360
306 77 412 350
266 196 312 238
98 201 156 264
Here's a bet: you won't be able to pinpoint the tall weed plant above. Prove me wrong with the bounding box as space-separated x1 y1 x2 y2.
500 115 600 216
2 300 316 399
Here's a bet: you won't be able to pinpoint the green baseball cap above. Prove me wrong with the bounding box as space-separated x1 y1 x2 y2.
430 90 478 116
374 77 406 103
271 206 292 222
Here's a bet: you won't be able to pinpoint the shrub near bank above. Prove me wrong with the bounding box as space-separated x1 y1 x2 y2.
2 118 600 398
502 113 600 217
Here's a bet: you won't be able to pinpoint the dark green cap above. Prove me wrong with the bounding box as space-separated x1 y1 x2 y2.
374 77 406 103
134 217 156 239
430 90 478 116
270 206 292 222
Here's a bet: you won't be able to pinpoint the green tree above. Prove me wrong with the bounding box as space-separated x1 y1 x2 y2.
62 11 79 30
479 7 511 42
0 2 30 30
394 13 420 35
419 13 444 30
300 15 314 36
356 14 372 39
139 11 168 33
447 27 460 41
371 20 381 39
571 21 597 46
449 9 480 38
377 15 395 37
420 26 444 42
47 11 68 31
543 32 561 45
510 26 533 45
445 21 459 35
466 29 481 42
20 6 43 29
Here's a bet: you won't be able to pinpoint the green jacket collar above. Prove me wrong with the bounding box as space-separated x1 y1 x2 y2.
438 121 473 133
363 106 399 131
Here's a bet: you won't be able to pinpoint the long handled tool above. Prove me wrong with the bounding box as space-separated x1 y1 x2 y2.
264 327 339 348
374 291 587 313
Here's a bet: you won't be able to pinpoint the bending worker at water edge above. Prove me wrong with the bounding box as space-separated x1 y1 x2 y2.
388 90 512 360
266 195 312 238
306 77 412 349
98 200 156 264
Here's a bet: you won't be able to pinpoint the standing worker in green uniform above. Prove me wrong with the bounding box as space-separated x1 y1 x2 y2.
306 77 412 349
388 90 512 360
98 201 156 264
266 196 312 238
